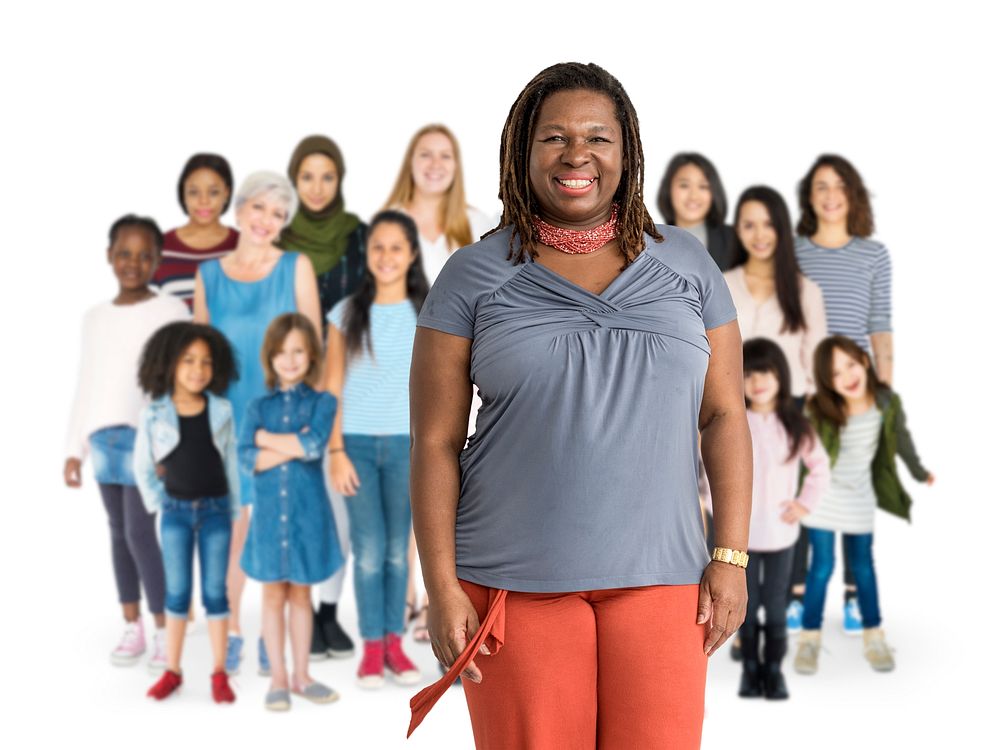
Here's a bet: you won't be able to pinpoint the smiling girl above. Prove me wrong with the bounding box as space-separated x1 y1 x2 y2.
194 171 322 676
326 210 429 689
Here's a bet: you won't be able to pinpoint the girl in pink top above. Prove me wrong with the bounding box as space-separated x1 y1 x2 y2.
707 338 829 700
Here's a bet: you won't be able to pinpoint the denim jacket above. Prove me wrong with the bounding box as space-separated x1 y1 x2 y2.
133 392 241 519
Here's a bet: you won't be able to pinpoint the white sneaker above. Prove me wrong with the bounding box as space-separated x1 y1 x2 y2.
110 620 146 666
149 628 168 673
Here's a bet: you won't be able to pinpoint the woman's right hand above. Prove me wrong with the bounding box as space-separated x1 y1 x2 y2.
329 452 360 496
64 458 82 488
427 584 487 683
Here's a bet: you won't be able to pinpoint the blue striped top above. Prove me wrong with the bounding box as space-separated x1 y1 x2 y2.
328 298 416 435
794 236 892 353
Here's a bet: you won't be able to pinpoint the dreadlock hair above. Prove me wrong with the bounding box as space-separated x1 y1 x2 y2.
743 338 814 461
489 62 662 265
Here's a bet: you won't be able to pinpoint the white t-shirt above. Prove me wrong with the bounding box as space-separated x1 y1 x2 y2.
66 293 190 459
419 206 495 284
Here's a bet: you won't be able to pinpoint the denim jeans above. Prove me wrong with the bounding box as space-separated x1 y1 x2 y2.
802 529 881 630
160 496 232 619
90 425 137 486
343 434 411 640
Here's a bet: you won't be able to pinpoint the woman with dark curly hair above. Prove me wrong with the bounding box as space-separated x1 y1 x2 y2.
407 62 752 749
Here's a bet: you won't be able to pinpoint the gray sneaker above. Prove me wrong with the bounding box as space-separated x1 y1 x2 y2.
293 681 340 704
265 688 291 712
862 628 895 672
794 630 821 675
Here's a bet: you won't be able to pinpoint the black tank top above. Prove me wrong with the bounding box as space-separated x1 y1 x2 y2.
161 404 229 499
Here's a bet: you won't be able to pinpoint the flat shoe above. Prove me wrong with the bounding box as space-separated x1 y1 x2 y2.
265 688 291 711
293 681 339 704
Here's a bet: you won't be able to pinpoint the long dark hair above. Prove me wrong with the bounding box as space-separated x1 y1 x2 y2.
744 338 814 461
138 322 237 399
489 61 661 265
808 335 882 430
796 154 874 238
342 210 429 361
656 152 728 227
733 186 807 334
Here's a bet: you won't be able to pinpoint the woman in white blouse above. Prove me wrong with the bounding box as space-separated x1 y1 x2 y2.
724 186 827 402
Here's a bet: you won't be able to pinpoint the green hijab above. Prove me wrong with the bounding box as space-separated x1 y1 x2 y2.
280 135 361 276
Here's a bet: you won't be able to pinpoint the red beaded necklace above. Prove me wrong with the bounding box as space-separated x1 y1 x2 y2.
532 205 619 254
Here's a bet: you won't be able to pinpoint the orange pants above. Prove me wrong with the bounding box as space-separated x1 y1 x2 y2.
411 581 708 749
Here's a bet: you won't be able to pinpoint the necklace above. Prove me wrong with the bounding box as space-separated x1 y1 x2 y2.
532 205 619 254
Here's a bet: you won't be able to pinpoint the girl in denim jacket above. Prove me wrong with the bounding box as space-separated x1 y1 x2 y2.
134 322 241 703
240 313 343 711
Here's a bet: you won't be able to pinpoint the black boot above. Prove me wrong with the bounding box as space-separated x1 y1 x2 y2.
310 608 329 661
763 625 790 700
738 625 763 698
318 602 355 658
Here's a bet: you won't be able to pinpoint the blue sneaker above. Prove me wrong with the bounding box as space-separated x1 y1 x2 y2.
225 634 243 675
843 598 863 636
786 600 804 633
258 637 271 676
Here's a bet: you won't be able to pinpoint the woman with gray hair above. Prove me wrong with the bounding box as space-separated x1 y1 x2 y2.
193 170 322 676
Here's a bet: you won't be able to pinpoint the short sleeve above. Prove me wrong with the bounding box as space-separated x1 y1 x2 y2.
328 299 348 333
699 256 737 330
416 250 479 339
655 227 737 330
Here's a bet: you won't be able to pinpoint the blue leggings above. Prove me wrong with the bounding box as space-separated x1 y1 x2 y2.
802 529 881 630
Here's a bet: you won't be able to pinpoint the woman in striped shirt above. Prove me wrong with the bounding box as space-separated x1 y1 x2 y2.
324 210 429 689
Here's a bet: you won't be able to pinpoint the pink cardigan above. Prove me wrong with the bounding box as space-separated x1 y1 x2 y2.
704 410 831 552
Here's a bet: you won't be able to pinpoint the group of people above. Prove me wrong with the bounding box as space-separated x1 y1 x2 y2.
65 61 931 746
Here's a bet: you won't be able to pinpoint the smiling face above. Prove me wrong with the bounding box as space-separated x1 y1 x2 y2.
528 88 623 230
411 131 457 198
830 346 870 401
670 163 712 227
108 226 158 293
736 200 777 262
183 168 229 225
174 338 213 398
367 220 416 287
744 368 780 410
235 191 288 246
272 328 311 388
296 153 339 213
810 165 849 228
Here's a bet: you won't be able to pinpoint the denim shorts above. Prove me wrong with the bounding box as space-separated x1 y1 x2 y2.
89 425 137 486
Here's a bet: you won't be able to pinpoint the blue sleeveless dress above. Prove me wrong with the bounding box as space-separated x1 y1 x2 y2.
201 251 299 505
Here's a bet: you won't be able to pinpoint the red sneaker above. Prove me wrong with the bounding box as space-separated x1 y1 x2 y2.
147 669 182 700
384 633 421 685
357 640 385 689
211 670 236 703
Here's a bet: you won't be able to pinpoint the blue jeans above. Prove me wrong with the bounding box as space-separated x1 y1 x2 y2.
802 529 881 630
160 496 232 619
90 426 137 485
343 434 411 641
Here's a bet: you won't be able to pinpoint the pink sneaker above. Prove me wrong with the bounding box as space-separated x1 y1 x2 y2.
110 620 146 666
149 628 168 673
356 640 385 689
384 633 421 685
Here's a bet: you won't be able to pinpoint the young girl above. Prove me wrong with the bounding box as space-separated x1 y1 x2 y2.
656 152 737 271
326 210 428 688
64 215 189 670
794 336 934 674
240 313 343 711
135 322 240 702
716 339 830 700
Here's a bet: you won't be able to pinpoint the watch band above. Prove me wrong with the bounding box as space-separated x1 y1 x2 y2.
711 547 749 569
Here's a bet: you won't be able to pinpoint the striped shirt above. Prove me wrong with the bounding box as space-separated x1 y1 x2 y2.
803 406 882 534
328 298 416 435
794 236 892 353
153 227 239 310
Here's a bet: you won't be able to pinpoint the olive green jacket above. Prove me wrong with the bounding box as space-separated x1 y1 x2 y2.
811 388 929 522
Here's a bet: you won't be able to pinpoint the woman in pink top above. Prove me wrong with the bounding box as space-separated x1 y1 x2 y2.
707 338 829 701
723 186 827 401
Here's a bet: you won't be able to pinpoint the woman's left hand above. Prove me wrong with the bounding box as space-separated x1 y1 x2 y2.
697 561 747 656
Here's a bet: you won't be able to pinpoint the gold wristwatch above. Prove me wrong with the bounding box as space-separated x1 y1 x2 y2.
711 547 749 569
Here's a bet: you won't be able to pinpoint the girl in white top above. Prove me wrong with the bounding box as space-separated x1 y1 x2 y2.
64 215 189 669
724 186 827 399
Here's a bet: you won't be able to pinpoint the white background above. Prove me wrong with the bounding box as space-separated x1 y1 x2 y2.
1 1 997 747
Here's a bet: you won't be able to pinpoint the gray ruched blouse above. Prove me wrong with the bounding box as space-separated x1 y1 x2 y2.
417 225 736 592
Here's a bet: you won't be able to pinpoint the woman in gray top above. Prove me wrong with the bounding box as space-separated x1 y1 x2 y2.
407 63 752 749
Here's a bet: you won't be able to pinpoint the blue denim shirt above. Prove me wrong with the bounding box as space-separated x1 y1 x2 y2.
238 384 343 584
133 392 241 519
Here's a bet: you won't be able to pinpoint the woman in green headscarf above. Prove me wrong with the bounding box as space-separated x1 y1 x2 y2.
280 135 365 662
281 135 367 320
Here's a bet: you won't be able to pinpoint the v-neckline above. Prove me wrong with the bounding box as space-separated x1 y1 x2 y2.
527 250 650 304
